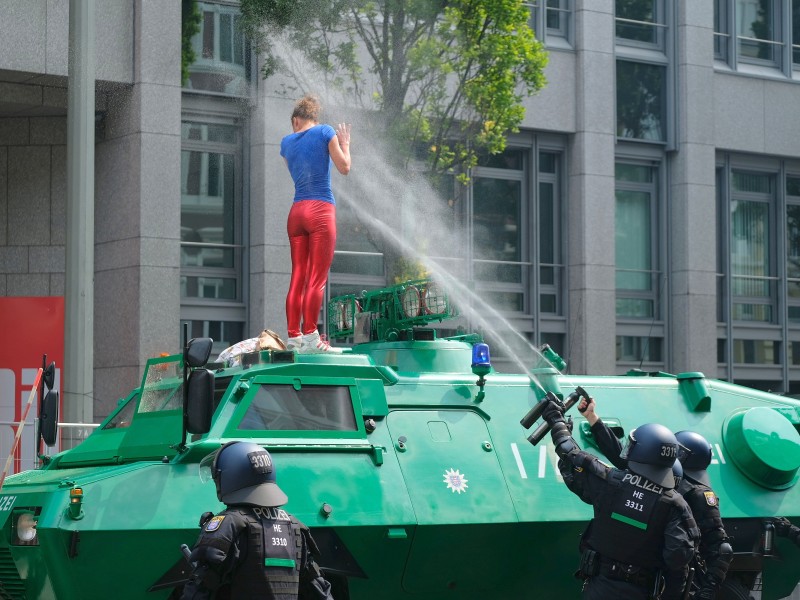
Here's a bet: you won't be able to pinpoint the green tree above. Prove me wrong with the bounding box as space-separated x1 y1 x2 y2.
182 0 202 86
240 0 548 180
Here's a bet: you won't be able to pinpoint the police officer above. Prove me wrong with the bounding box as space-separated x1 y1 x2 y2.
673 430 733 599
578 397 733 600
180 441 333 600
541 399 698 600
772 517 800 547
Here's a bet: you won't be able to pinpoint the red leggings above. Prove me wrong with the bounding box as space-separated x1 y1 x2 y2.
286 200 337 338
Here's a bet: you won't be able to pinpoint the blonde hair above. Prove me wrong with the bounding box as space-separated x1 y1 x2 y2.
291 94 321 122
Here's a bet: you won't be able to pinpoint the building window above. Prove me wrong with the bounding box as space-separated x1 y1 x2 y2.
616 60 667 142
615 161 664 369
185 1 251 96
615 0 667 50
714 0 790 70
524 0 573 46
793 0 800 65
715 0 731 59
471 147 564 322
470 145 566 364
472 153 526 313
787 175 800 322
616 163 660 319
716 157 793 392
180 120 245 355
538 152 564 317
730 171 776 323
738 0 781 64
617 336 663 363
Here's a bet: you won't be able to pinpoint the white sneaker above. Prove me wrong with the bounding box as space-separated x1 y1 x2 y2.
286 335 302 351
300 330 343 354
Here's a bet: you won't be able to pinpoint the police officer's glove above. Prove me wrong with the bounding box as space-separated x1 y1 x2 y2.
542 399 566 427
773 517 793 536
695 574 721 600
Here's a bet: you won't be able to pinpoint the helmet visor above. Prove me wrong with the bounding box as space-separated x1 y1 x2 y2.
677 443 692 464
620 430 636 461
199 449 221 484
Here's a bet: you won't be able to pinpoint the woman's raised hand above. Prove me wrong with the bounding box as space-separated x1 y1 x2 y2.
336 123 351 147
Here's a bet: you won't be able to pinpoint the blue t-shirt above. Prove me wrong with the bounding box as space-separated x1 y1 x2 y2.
280 124 337 205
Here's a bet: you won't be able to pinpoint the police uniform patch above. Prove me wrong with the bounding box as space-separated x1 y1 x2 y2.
205 515 225 532
704 491 718 507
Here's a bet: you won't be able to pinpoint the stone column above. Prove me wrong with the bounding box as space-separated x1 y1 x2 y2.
568 1 618 375
93 1 182 419
64 0 95 425
249 85 295 337
668 3 718 376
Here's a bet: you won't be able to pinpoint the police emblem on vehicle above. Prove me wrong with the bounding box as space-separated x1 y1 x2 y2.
205 515 225 531
443 468 469 494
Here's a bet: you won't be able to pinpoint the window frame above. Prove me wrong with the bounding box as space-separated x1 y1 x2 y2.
180 101 249 357
614 58 671 146
180 119 244 304
716 153 791 389
793 0 800 67
728 169 778 326
227 376 368 440
714 0 797 76
469 134 569 364
524 0 574 48
786 174 800 323
614 1 675 149
615 0 669 51
185 0 253 97
614 148 668 372
470 153 531 316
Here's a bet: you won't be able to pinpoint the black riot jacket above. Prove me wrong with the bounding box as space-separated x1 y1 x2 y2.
591 418 731 583
677 479 731 581
180 505 332 600
554 429 698 600
588 469 678 569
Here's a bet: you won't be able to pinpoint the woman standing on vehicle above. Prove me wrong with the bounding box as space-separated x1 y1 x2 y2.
280 94 351 354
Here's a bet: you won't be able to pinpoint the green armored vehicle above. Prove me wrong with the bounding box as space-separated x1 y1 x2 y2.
0 279 798 599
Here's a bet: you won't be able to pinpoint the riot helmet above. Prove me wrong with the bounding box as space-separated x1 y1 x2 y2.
199 441 288 507
672 459 684 488
674 430 712 486
620 423 679 488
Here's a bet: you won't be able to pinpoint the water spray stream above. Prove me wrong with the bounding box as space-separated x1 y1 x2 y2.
262 37 562 395
346 205 554 395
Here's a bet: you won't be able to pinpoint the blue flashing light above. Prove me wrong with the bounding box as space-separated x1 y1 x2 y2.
471 343 491 368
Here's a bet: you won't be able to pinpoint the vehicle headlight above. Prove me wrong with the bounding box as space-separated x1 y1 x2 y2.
422 281 448 315
12 510 38 546
400 285 421 318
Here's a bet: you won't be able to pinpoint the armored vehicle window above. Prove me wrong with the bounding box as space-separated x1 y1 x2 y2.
102 394 137 430
238 385 357 431
138 358 184 413
214 376 232 412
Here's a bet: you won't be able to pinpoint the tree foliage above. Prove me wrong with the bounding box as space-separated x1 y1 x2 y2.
181 0 202 86
240 0 548 180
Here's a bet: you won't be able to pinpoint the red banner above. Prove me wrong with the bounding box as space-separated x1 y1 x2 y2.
0 297 64 474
